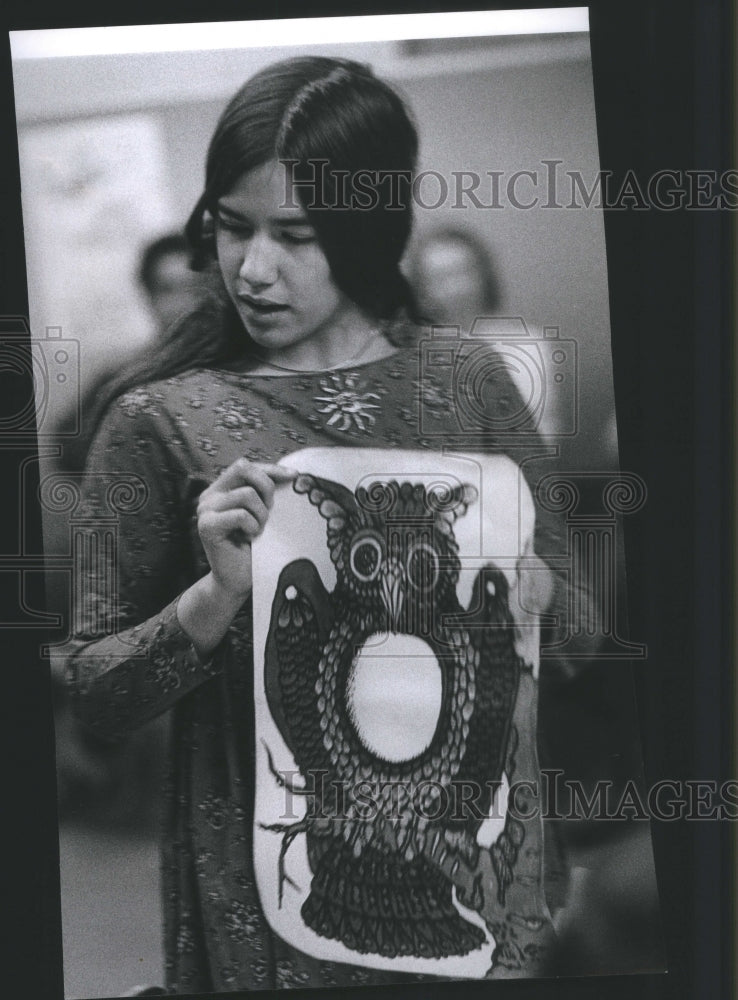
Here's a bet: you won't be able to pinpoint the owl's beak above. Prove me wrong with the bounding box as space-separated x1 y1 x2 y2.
380 559 405 632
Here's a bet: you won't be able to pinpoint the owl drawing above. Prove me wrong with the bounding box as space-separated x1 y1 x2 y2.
262 473 525 960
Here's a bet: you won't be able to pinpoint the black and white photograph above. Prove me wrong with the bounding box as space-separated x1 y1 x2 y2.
0 4 733 1000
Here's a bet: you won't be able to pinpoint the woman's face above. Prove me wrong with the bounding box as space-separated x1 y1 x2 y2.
215 161 356 355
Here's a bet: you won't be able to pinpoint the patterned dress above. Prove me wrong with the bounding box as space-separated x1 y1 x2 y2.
65 344 555 993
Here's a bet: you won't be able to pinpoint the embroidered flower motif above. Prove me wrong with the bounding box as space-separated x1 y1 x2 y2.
413 377 453 414
214 398 266 434
233 868 256 892
279 424 308 445
314 372 381 433
223 899 264 943
197 437 219 457
198 790 229 830
148 652 180 694
318 962 339 987
382 427 404 446
276 958 310 989
150 510 175 545
244 446 273 463
194 848 214 876
396 404 417 426
118 387 161 418
176 923 197 955
250 957 269 981
219 962 242 986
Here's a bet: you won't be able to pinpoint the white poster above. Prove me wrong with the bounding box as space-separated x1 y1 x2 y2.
252 447 553 978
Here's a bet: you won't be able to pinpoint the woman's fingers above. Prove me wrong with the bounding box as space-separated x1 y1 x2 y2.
198 507 261 542
197 458 297 556
201 486 269 525
209 459 297 500
196 461 298 561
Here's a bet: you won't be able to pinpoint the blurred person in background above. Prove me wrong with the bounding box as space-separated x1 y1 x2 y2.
56 232 208 476
409 226 560 437
138 232 212 336
54 232 209 828
411 225 502 330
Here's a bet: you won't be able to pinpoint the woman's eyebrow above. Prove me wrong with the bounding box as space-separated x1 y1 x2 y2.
274 217 314 228
215 204 249 220
214 204 313 227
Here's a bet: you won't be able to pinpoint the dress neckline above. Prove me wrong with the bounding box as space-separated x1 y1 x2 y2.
206 345 409 380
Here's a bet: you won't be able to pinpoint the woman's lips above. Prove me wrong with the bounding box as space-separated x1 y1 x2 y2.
238 294 289 315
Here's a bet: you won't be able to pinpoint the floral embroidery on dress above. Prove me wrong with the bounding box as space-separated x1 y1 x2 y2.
318 962 339 987
148 651 181 694
244 446 274 463
314 371 381 433
413 376 454 415
194 849 214 877
218 961 242 987
279 423 308 445
349 966 373 985
381 427 404 446
276 958 311 989
118 387 162 418
197 437 220 457
249 957 269 982
396 404 417 426
176 919 197 955
214 397 267 436
224 899 266 944
198 790 229 830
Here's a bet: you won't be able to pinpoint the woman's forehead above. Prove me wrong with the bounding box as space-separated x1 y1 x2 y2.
218 160 307 217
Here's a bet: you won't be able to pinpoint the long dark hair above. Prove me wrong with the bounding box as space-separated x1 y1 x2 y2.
81 57 420 445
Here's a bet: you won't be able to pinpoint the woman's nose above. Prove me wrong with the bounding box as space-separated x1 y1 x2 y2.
238 234 278 287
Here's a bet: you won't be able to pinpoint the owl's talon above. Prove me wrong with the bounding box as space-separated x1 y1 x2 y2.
259 818 308 906
262 739 310 794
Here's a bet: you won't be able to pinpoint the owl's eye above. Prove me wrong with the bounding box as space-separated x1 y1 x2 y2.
349 533 383 581
407 541 439 591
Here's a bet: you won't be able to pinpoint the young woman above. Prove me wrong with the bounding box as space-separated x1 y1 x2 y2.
65 56 566 993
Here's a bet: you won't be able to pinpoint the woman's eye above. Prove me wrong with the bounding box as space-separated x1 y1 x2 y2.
216 216 252 236
281 230 316 245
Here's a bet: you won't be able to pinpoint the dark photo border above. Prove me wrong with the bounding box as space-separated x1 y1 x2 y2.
0 3 734 1000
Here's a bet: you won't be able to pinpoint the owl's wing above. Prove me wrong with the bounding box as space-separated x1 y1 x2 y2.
452 566 522 818
264 559 336 777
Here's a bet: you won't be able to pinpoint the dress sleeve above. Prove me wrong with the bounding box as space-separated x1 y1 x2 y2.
63 396 222 742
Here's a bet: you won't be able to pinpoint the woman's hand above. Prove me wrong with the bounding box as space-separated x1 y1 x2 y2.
196 458 297 600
